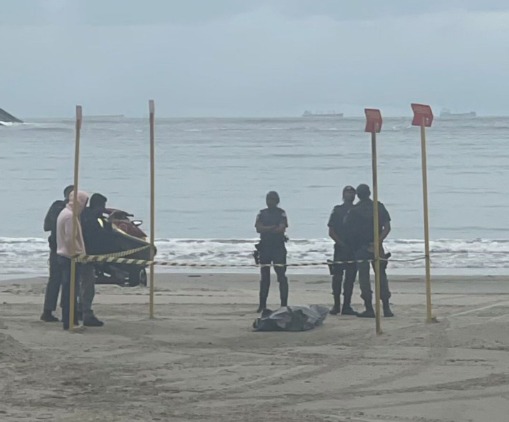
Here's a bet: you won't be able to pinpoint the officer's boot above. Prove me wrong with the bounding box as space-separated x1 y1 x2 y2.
256 279 270 313
341 275 357 315
382 299 394 317
330 273 341 315
279 277 289 307
341 296 357 316
357 301 375 318
40 310 59 322
329 295 340 315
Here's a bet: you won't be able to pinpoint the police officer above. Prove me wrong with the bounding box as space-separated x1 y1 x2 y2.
255 191 289 312
327 185 358 315
346 184 394 318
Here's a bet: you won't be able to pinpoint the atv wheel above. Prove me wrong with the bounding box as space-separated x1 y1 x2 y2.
139 268 147 286
128 268 147 287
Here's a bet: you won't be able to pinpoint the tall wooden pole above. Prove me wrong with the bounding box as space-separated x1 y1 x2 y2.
411 103 436 323
149 100 156 319
371 131 382 335
420 123 433 323
69 105 82 331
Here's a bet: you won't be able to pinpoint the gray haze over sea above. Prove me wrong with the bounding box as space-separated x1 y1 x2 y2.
1 116 508 277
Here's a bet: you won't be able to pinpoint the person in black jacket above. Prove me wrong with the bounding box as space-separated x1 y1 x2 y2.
327 185 358 315
255 191 289 312
346 184 393 318
79 193 110 326
40 185 73 322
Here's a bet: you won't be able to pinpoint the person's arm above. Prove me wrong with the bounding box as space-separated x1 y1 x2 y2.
43 202 60 232
273 212 288 234
328 226 342 244
327 209 343 244
380 221 391 242
255 213 276 233
61 216 74 256
257 223 277 233
379 204 391 242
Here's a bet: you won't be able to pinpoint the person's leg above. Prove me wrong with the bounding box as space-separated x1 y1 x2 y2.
379 257 394 317
59 256 71 330
330 244 344 315
41 250 61 321
80 264 104 326
330 272 343 315
61 257 81 330
274 246 288 307
342 259 358 315
356 247 375 318
257 248 271 312
80 264 95 319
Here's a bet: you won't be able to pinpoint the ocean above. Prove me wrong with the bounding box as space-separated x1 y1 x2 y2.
1 116 509 277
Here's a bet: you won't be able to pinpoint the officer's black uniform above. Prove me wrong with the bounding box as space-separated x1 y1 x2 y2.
346 197 392 316
328 202 357 314
255 207 289 311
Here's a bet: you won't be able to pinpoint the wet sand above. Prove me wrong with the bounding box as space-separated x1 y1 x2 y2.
1 273 509 421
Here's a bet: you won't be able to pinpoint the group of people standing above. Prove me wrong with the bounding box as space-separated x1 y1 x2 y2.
255 184 394 318
40 186 110 330
40 184 393 329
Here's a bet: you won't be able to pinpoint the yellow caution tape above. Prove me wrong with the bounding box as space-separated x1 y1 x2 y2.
75 244 151 263
75 254 426 267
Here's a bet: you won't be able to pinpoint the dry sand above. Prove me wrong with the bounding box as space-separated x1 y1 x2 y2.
1 272 509 422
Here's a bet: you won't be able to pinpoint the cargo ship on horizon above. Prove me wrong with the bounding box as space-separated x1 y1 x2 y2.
439 109 477 118
302 110 344 118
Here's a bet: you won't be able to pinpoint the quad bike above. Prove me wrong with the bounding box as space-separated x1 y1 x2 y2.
93 209 156 287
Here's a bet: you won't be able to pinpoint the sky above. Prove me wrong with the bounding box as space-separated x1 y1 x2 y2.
1 0 509 118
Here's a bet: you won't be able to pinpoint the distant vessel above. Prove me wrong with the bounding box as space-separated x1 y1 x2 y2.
302 110 344 118
439 109 476 118
0 108 23 125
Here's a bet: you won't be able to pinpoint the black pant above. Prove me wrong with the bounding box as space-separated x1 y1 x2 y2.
58 256 80 329
355 246 391 304
43 250 62 312
331 244 357 305
259 245 288 307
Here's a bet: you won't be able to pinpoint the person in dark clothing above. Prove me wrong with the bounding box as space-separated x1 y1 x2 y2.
40 184 74 322
255 191 289 312
327 185 358 316
79 193 110 327
81 193 111 255
346 184 394 318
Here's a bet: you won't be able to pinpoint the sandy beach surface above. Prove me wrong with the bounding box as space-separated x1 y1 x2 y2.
1 272 509 421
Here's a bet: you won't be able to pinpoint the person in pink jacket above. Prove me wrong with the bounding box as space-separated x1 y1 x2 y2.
56 190 89 330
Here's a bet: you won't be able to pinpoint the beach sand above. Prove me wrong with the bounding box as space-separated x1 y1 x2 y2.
1 272 509 421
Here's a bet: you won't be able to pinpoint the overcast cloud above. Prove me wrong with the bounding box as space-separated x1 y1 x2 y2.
1 0 508 117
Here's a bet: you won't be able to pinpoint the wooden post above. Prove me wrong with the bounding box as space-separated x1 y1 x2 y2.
371 132 382 335
149 100 156 319
411 103 436 323
420 124 434 323
69 105 82 331
365 109 383 335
